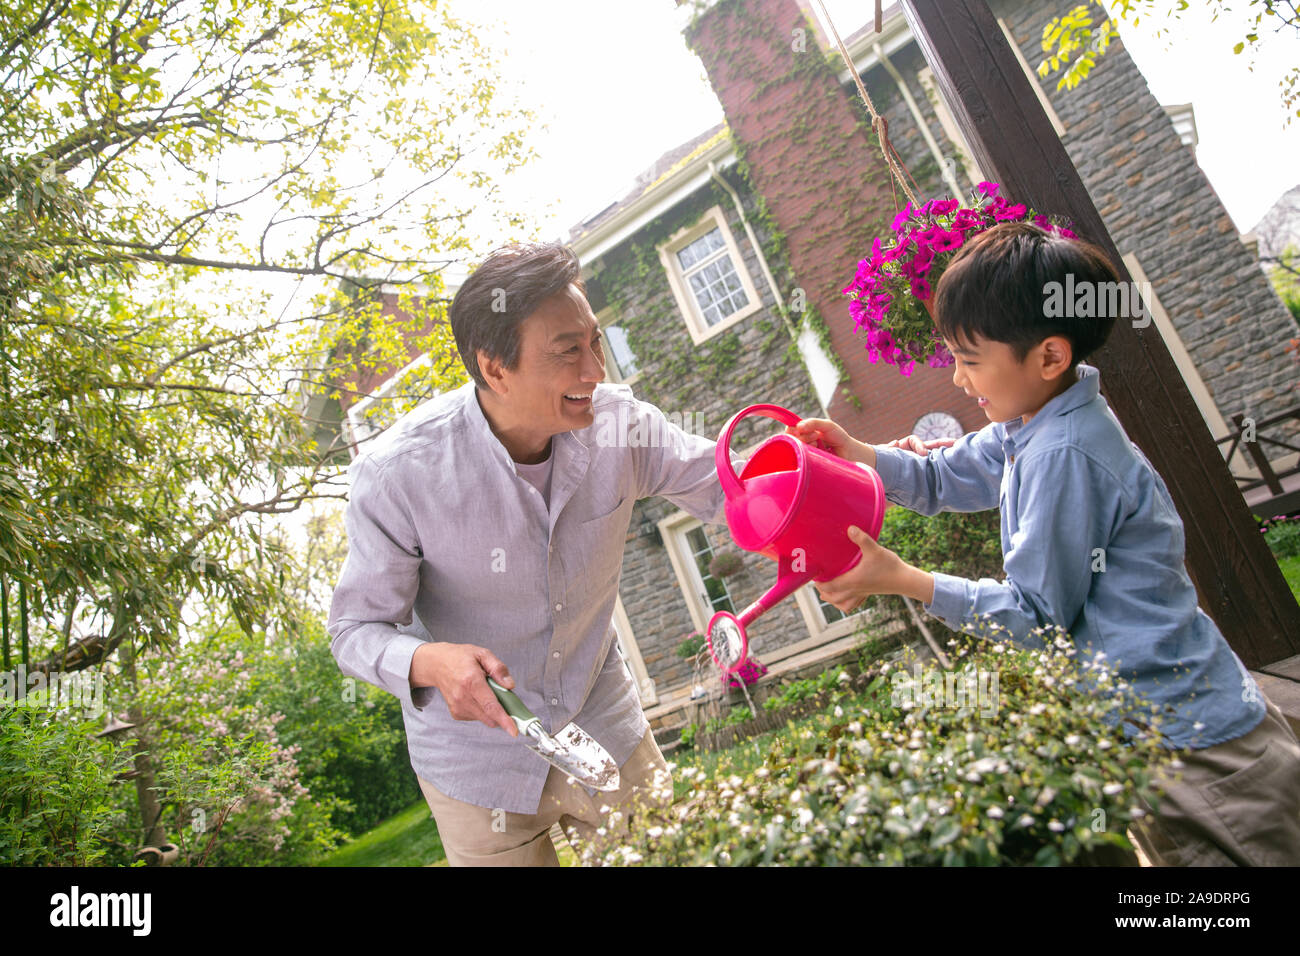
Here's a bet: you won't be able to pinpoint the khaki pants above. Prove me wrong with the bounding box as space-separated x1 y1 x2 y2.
1129 695 1300 866
418 727 670 866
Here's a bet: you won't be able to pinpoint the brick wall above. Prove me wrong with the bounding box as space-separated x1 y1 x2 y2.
684 0 984 447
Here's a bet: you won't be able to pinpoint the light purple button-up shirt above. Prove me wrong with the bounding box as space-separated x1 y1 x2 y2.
327 380 727 813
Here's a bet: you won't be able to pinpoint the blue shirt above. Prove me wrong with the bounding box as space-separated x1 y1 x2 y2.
871 364 1265 750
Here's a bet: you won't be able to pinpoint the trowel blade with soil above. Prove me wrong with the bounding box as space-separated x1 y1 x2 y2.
487 677 621 792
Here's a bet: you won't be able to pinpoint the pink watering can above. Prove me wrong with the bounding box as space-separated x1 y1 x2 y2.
707 404 887 675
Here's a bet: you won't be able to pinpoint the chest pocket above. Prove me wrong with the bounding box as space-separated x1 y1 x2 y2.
573 495 633 599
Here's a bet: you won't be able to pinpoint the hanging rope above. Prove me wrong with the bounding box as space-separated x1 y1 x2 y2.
814 0 920 211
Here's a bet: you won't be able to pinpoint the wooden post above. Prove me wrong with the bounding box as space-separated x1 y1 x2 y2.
899 0 1300 669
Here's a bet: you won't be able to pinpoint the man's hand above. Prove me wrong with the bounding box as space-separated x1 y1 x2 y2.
885 434 957 456
410 642 518 737
815 525 936 612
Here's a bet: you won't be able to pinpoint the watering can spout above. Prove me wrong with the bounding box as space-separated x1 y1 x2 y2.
739 551 815 627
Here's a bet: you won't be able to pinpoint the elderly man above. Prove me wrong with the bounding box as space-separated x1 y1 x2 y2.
327 242 728 865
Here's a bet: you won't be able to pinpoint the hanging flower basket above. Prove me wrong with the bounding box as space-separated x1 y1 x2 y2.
708 550 746 579
842 182 1077 375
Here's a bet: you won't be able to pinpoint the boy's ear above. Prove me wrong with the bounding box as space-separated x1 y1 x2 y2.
1037 335 1074 380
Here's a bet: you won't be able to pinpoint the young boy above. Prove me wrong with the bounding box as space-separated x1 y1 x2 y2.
790 220 1300 866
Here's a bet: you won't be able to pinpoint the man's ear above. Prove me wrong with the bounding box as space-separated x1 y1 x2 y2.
477 350 509 397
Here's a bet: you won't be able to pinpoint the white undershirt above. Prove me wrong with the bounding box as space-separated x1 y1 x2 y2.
513 444 554 509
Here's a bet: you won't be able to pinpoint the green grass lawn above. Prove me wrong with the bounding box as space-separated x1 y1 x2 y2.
313 799 447 867
1277 553 1300 603
313 799 581 867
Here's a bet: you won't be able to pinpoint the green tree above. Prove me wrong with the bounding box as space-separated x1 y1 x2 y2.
1036 1 1300 124
1 0 535 858
0 0 533 675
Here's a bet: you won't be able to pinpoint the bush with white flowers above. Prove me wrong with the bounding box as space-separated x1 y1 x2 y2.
589 625 1174 866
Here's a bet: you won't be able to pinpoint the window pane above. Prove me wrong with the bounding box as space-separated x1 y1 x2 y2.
603 324 637 378
685 525 734 614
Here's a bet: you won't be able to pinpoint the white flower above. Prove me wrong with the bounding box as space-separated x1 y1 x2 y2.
987 806 1004 819
1064 734 1081 747
1047 820 1064 832
1102 783 1123 796
1017 814 1034 827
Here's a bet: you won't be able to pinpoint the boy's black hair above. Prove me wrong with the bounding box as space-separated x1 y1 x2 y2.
932 221 1122 368
449 242 585 389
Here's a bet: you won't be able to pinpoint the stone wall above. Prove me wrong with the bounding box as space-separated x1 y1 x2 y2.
593 169 834 692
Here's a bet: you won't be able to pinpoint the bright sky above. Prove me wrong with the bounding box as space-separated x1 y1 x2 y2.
458 0 1300 242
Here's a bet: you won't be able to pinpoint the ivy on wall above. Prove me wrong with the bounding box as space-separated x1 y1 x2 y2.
678 0 919 411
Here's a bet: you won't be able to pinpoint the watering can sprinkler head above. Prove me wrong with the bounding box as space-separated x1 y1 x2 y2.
707 403 886 675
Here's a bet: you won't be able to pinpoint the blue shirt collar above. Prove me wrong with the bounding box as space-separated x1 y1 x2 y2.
1001 363 1101 449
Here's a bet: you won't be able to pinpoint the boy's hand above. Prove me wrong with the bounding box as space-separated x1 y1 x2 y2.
886 434 957 456
816 526 936 611
786 418 856 460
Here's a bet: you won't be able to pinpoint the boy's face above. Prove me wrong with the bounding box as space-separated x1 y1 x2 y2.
944 333 1075 425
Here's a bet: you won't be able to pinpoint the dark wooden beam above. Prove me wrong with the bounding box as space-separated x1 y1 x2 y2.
900 0 1300 669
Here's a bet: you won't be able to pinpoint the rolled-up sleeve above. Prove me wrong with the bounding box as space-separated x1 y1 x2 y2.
923 447 1118 648
327 454 432 711
871 425 1005 516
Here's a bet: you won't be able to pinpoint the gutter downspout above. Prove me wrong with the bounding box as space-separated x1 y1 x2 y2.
872 42 965 202
708 160 834 417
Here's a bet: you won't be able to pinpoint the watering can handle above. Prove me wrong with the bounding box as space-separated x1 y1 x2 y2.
715 404 803 498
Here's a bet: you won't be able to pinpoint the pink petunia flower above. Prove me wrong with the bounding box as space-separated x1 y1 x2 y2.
930 229 963 253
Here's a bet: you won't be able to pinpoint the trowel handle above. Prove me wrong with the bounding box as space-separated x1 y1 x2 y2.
486 677 536 730
716 404 802 498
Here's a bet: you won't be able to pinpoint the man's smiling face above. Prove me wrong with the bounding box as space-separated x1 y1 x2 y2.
478 282 606 460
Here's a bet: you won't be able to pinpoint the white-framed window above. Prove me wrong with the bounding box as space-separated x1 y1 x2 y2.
597 306 640 386
610 594 657 706
345 351 440 456
657 511 738 633
792 584 867 642
658 205 763 345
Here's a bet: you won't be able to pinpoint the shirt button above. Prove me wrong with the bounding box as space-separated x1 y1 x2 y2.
555 603 563 612
551 697 559 706
552 651 560 659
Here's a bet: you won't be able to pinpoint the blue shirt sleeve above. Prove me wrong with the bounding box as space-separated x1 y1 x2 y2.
870 424 1005 515
924 445 1122 648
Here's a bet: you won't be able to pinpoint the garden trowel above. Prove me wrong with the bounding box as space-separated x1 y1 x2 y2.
487 677 621 792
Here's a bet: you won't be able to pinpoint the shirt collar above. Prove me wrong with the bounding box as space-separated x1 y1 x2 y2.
461 382 587 473
461 382 518 470
1001 363 1100 448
